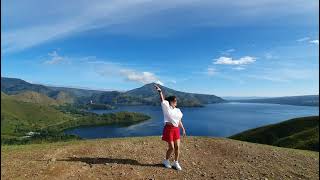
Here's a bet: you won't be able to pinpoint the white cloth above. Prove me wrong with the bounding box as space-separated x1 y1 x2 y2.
161 100 183 127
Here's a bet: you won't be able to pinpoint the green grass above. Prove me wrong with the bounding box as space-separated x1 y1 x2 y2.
11 91 60 105
229 116 319 151
1 93 74 136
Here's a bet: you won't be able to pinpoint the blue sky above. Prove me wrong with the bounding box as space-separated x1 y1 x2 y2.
1 0 319 96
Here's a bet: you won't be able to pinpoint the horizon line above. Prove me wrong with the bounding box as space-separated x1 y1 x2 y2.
1 76 318 98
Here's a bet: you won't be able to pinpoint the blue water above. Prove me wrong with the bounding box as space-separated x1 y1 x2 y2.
64 102 319 139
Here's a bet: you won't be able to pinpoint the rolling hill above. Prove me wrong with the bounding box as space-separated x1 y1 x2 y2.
232 95 319 106
1 92 74 137
10 91 60 105
230 116 319 151
1 92 150 144
2 77 225 107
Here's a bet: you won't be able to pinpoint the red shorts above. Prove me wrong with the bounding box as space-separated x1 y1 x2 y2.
162 124 180 142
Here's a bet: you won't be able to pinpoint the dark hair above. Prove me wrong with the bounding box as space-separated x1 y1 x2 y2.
165 96 177 104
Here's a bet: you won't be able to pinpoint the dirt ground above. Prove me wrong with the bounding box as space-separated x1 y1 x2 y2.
1 136 319 180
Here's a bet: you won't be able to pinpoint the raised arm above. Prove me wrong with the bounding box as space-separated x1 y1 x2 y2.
154 84 165 102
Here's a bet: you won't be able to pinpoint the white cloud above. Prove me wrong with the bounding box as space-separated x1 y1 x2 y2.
214 56 256 65
42 53 164 85
120 69 163 85
2 0 318 53
221 49 236 55
44 51 66 64
296 37 310 42
207 67 217 76
2 21 83 53
296 37 319 45
94 62 163 85
309 39 319 45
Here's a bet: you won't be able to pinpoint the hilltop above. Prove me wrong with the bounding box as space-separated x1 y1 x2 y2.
230 116 319 151
1 136 319 179
9 91 60 105
118 82 224 107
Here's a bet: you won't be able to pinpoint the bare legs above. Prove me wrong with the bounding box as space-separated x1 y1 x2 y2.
174 139 180 161
166 141 174 159
166 140 180 161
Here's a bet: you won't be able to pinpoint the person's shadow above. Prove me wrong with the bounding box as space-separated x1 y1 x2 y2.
56 157 164 168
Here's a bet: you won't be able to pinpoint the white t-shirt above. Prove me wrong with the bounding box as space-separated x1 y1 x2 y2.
161 100 183 127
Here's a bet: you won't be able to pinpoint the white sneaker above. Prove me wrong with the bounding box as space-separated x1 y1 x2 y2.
162 159 172 168
172 161 182 170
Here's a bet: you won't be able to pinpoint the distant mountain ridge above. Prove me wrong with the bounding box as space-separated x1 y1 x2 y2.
1 77 100 104
232 95 319 106
120 83 224 106
1 77 225 107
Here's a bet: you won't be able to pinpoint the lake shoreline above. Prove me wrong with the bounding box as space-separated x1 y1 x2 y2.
65 103 319 139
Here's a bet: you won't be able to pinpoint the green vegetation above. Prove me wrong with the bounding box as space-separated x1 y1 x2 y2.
54 104 150 130
57 103 115 112
229 116 319 151
11 91 60 105
85 103 115 110
1 130 81 145
1 93 74 136
1 92 150 145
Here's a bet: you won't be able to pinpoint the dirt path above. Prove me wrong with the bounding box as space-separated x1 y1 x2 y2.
1 136 319 179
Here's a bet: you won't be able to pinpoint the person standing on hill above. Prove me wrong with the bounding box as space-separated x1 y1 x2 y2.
154 84 186 170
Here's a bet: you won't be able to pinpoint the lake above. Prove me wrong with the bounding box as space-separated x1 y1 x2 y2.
64 102 319 139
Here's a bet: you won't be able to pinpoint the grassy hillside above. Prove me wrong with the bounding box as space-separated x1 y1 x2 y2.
11 91 60 105
230 116 319 151
1 92 73 137
2 136 319 179
1 92 150 144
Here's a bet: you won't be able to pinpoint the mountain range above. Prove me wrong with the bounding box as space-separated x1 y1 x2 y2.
3 77 318 107
231 95 319 106
1 77 225 107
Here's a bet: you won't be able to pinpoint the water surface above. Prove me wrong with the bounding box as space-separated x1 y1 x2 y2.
65 103 319 139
